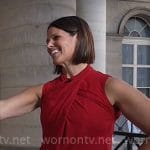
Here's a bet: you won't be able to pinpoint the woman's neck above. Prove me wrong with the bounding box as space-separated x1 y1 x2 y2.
62 63 88 78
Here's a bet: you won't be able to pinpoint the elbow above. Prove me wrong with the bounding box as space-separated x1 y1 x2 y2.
0 102 2 120
0 110 3 120
145 122 150 135
145 129 150 136
0 114 4 120
0 101 5 120
142 125 150 136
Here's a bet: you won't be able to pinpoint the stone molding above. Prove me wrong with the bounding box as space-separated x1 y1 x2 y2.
118 7 150 35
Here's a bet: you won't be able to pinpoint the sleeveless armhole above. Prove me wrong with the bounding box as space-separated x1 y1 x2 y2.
41 81 52 104
104 76 121 120
99 73 121 120
40 76 60 104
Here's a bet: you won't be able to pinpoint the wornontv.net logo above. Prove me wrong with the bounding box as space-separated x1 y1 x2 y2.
0 136 31 145
42 136 112 145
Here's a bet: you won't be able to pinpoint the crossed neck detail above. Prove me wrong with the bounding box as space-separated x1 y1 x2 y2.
60 64 91 82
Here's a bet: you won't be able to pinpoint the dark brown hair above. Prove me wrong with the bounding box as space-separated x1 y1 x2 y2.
47 16 95 74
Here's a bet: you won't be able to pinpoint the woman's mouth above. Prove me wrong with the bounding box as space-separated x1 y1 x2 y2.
50 49 60 57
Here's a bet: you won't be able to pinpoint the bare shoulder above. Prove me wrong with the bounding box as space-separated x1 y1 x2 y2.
105 77 129 105
31 84 44 99
105 77 148 105
105 77 131 92
18 84 44 99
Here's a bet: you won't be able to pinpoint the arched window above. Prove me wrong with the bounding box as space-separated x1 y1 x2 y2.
122 17 150 97
124 17 150 37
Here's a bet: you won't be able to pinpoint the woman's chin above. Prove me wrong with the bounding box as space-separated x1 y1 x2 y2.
53 59 63 66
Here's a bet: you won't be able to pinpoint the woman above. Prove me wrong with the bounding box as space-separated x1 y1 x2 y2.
0 16 150 150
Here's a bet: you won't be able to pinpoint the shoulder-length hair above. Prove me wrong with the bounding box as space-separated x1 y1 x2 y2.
47 16 95 74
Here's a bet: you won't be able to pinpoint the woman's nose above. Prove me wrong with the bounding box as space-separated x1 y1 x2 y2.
47 39 54 48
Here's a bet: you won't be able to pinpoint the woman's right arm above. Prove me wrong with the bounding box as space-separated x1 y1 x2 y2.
0 85 43 120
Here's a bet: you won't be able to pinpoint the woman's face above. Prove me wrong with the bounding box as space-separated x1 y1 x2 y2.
47 27 77 66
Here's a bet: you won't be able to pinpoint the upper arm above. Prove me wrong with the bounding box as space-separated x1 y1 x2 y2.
105 78 150 134
0 85 43 120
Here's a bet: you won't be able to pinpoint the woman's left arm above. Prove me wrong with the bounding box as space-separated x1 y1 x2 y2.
139 138 150 150
105 77 150 135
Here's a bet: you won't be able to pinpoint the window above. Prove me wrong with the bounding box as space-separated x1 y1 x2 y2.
122 17 150 97
122 17 150 136
114 15 150 150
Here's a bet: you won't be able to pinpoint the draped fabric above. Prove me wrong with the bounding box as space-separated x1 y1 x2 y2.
40 65 120 150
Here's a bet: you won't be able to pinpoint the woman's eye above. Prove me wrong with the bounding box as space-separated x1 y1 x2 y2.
46 35 60 44
53 36 60 40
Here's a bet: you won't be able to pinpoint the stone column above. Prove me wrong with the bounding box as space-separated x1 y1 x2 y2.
76 0 106 72
0 0 76 148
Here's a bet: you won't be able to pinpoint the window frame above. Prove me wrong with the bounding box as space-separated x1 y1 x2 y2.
122 38 150 90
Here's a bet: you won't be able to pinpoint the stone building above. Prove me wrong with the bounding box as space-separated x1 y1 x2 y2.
0 0 149 149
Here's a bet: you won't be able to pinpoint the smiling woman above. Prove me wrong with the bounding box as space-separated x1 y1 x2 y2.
0 16 150 150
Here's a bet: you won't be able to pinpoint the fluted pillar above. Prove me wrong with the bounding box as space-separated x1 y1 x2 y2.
76 0 106 72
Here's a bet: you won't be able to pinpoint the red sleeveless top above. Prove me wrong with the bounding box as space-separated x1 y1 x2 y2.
40 65 119 150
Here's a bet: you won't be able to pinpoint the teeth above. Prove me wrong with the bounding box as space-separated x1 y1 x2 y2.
51 49 59 56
